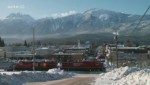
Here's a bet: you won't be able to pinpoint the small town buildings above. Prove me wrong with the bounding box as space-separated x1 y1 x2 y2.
104 44 149 67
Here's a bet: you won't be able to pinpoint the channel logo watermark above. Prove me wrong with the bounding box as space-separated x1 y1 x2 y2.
7 5 25 9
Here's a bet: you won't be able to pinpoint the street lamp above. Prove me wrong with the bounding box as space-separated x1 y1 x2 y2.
113 31 119 68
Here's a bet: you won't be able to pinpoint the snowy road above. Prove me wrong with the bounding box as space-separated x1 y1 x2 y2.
24 74 97 85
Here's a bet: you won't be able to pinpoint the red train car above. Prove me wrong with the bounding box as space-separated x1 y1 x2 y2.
14 60 105 71
15 60 57 71
15 48 105 71
62 61 105 71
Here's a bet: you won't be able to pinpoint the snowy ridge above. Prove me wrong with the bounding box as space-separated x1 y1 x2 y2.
1 9 150 37
0 68 74 85
5 13 34 22
94 66 150 85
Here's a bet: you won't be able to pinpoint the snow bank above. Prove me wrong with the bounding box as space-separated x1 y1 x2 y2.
115 68 150 85
94 66 150 85
47 68 64 74
0 68 74 85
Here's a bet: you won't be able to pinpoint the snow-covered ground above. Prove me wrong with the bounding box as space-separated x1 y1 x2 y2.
0 67 149 85
94 66 150 85
0 68 74 85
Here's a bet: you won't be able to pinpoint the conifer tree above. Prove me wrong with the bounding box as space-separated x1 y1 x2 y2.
24 40 28 47
0 37 5 47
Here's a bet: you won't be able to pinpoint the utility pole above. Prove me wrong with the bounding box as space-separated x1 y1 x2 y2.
113 31 119 68
32 27 35 71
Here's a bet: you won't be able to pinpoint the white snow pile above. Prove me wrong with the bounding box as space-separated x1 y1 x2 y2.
0 68 74 85
94 66 150 85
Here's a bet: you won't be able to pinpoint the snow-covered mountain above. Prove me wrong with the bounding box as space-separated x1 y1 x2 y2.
0 9 150 38
5 13 34 23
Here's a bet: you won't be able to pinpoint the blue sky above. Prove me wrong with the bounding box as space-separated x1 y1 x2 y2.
0 0 149 19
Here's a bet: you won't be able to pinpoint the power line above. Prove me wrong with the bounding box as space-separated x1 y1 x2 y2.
134 6 150 30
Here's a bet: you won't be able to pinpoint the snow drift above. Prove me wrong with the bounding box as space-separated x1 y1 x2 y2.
0 68 74 85
94 66 150 85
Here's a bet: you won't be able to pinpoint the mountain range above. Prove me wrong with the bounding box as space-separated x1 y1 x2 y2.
0 8 150 41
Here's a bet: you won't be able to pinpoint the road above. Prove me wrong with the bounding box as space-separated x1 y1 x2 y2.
24 74 97 85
